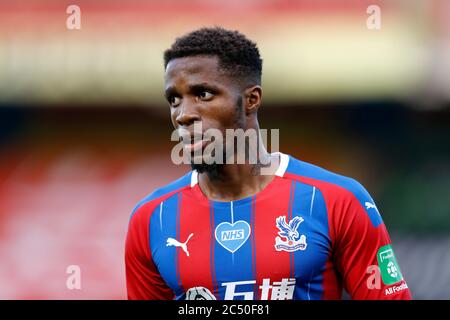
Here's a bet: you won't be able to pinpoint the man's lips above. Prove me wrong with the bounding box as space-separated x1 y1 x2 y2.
183 137 208 153
178 127 212 153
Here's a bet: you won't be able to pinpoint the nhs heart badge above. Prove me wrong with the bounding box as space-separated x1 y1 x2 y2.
214 220 251 253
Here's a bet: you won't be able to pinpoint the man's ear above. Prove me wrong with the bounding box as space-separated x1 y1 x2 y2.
244 85 262 115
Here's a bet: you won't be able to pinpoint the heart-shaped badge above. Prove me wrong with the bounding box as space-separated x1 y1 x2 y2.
214 220 251 253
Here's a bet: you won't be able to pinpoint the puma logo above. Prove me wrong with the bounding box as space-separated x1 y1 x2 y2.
166 233 194 257
365 202 378 211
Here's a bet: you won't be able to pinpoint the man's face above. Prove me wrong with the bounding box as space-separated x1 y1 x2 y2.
164 55 244 169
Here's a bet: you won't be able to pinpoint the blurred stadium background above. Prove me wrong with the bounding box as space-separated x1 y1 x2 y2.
0 0 449 299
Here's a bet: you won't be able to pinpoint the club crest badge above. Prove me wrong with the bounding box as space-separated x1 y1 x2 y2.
274 215 307 252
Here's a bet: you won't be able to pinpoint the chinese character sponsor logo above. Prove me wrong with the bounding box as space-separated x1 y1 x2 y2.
222 278 296 300
377 244 403 285
274 216 307 252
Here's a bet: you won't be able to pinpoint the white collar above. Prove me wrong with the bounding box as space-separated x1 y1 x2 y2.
190 152 289 187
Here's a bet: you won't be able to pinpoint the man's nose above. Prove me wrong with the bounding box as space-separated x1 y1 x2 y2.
175 101 200 127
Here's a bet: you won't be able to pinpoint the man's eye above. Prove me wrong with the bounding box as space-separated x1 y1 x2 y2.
198 91 213 100
169 96 181 107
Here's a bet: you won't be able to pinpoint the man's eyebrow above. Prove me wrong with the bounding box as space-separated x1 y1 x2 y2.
188 83 220 92
164 86 177 98
165 83 221 98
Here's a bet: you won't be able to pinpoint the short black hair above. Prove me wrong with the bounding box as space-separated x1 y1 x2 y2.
164 27 262 86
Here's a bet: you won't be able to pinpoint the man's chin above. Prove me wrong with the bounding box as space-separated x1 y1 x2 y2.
190 161 223 177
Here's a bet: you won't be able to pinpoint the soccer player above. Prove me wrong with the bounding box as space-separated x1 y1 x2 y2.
125 27 411 300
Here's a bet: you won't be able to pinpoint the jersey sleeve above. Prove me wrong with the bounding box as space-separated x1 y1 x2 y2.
125 202 174 300
329 181 412 300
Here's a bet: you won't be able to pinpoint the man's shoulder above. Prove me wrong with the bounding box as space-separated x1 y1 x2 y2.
129 170 193 221
284 154 382 227
284 154 366 196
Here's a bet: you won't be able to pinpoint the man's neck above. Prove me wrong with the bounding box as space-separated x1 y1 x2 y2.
197 152 280 202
